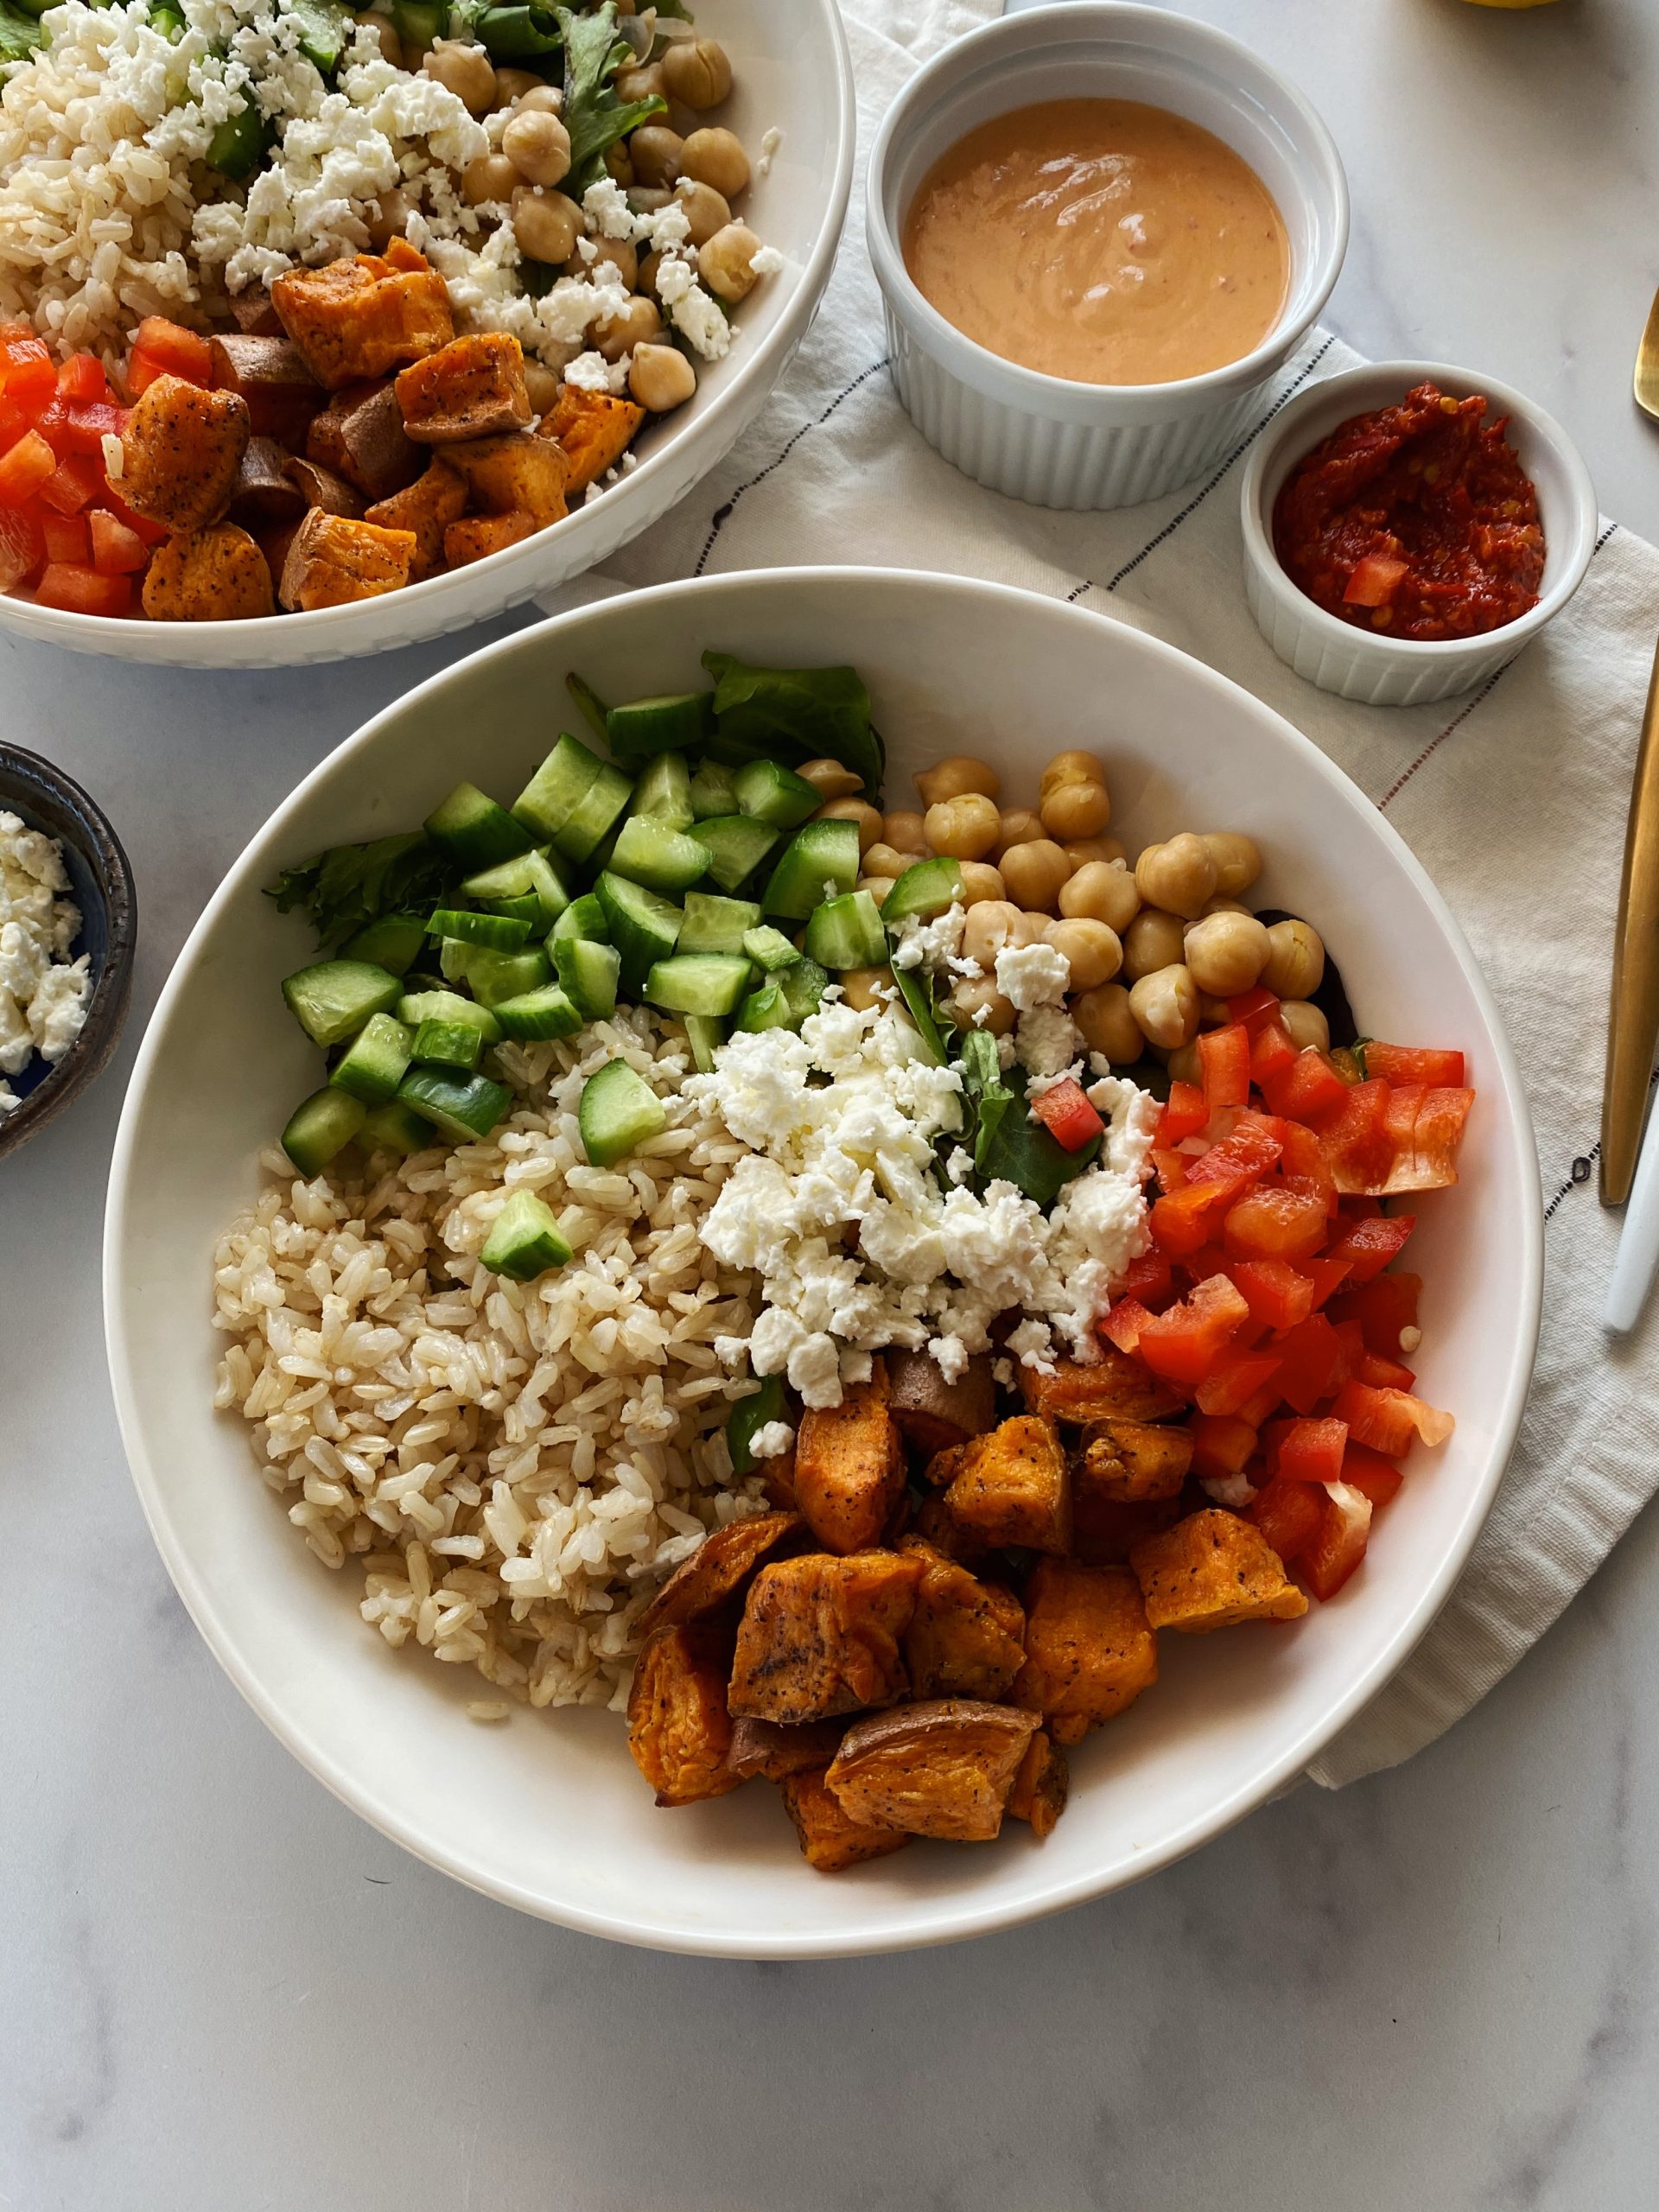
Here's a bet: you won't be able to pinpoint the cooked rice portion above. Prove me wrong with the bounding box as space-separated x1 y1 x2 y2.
212 1011 768 1714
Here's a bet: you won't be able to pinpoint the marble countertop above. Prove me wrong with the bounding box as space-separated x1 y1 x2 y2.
4 3 1658 2205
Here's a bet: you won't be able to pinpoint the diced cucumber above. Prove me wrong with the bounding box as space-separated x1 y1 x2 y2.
550 892 610 945
804 890 887 971
397 989 501 1044
742 925 800 973
891 968 947 1065
606 692 712 760
679 893 763 957
689 760 737 821
396 1066 512 1142
882 857 966 928
282 959 403 1048
554 934 620 1021
467 946 552 1008
578 1059 667 1166
627 752 694 832
439 938 474 986
609 813 711 897
461 847 571 928
594 870 682 992
282 1087 367 1175
683 1014 726 1073
728 1376 786 1475
555 759 632 865
733 758 822 831
689 814 779 893
491 983 582 1041
644 952 753 1018
737 985 792 1033
513 734 601 842
361 1098 438 1157
480 1190 573 1281
489 893 544 928
412 1018 482 1069
423 781 533 871
763 818 860 920
428 906 531 951
778 954 829 1027
329 1012 413 1104
341 912 427 975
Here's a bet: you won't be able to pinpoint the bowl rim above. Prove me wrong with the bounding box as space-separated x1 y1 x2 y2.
865 0 1351 417
102 567 1543 1956
1239 357 1600 664
0 0 855 663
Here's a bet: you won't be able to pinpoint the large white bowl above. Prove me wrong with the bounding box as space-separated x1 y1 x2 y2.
0 1 853 671
105 569 1541 1957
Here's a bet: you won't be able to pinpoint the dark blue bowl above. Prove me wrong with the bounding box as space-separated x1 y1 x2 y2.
0 747 136 1161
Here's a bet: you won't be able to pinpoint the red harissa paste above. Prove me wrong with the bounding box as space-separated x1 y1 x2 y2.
1272 382 1546 641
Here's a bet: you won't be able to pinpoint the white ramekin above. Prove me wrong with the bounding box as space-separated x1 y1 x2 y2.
1240 360 1599 708
866 3 1349 512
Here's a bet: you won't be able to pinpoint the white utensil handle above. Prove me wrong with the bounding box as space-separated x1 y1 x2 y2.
1604 1089 1659 1331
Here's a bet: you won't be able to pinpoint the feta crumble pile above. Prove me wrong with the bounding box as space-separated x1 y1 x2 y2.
0 810 91 1113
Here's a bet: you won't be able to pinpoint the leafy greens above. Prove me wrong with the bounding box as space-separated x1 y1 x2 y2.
0 0 47 65
955 1028 1102 1207
557 1 667 193
267 833 455 950
702 652 886 795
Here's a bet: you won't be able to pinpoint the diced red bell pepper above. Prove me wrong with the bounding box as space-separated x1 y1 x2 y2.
1249 1474 1324 1563
0 397 28 452
1364 1042 1465 1089
1099 1297 1156 1357
1385 1086 1475 1193
1224 1179 1329 1264
1267 1414 1349 1484
0 429 58 506
1155 1081 1209 1146
1357 1349 1416 1391
60 397 128 456
33 561 133 616
1338 1193 1382 1220
1135 1273 1251 1390
1195 1344 1283 1418
0 326 57 408
1343 554 1409 607
1277 1120 1338 1209
1151 1147 1190 1193
1263 1046 1351 1124
1231 1256 1315 1332
1030 1077 1105 1153
1300 1255 1352 1310
1183 1243 1233 1281
39 451 104 515
1190 1413 1259 1481
1325 1211 1414 1283
1153 1119 1286 1252
1319 1078 1396 1193
1300 1480 1373 1600
1227 985 1282 1035
1198 1022 1251 1114
40 509 88 564
1272 1312 1350 1415
0 499 42 588
1340 1443 1405 1510
1235 1377 1286 1428
1329 1379 1454 1455
1328 1271 1421 1357
89 506 148 575
1248 1015 1299 1094
1116 1251 1175 1312
56 353 107 404
128 316 213 393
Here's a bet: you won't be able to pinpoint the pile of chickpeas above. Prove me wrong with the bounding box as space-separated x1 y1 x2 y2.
352 12 769 416
792 751 1332 1078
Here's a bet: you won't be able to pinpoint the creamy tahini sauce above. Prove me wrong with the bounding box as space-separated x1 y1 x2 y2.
902 99 1291 388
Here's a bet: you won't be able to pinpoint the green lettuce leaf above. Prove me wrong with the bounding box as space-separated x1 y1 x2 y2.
556 1 666 193
701 651 884 796
267 832 454 950
0 1 46 65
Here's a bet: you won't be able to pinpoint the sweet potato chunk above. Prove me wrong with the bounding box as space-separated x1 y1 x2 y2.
271 251 454 391
278 508 416 611
1013 1560 1158 1744
726 1715 845 1782
307 380 421 501
944 1414 1071 1554
912 1489 990 1567
1007 1728 1069 1839
364 459 467 582
780 1767 910 1873
118 373 249 533
442 510 534 569
1020 1351 1185 1426
538 382 645 491
626 1624 741 1807
140 522 274 620
228 435 305 526
826 1700 1037 1842
887 1348 996 1457
794 1369 905 1555
1070 1492 1184 1568
283 454 364 517
1077 1419 1193 1504
207 334 322 443
1130 1509 1309 1632
899 1538 1026 1701
756 1435 797 1511
229 287 283 337
396 332 531 443
637 1510 804 1640
728 1550 923 1724
441 431 569 529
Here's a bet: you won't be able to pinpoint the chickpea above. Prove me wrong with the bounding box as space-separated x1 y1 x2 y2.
1262 918 1325 1001
515 85 563 116
363 186 412 251
1280 999 1331 1053
856 879 893 910
680 125 751 200
962 901 1022 970
1064 836 1127 870
523 359 562 414
994 808 1044 858
502 107 571 188
817 797 883 855
1039 778 1112 842
998 837 1071 912
638 248 665 297
512 187 582 267
946 978 1016 1036
859 843 908 881
957 862 1006 907
604 143 634 187
1129 963 1199 1052
1122 906 1186 982
1072 982 1143 1065
461 152 519 207
353 10 402 66
593 294 662 363
1059 859 1140 934
1166 1042 1203 1087
628 186 672 216
1183 911 1272 999
588 236 639 288
1045 917 1122 992
915 754 999 808
423 39 496 116
674 179 731 248
662 34 733 110
1200 831 1262 899
1040 748 1109 795
924 793 1000 862
1194 894 1251 920
628 124 683 188
490 67 543 108
884 809 928 855
797 757 861 801
614 60 665 105
840 965 893 1011
1134 832 1217 921
698 222 766 303
628 341 696 412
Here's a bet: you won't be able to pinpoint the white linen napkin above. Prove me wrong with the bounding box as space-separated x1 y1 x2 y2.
559 0 1659 1786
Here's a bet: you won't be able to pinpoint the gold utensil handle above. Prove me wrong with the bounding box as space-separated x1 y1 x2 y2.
1602 636 1659 1204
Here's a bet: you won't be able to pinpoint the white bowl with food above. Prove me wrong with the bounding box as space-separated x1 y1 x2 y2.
866 3 1348 509
0 0 852 667
105 567 1539 1956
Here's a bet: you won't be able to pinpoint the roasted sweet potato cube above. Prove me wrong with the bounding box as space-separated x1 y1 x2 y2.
726 1715 846 1782
1077 1419 1193 1504
728 1550 923 1724
271 251 454 391
442 510 534 569
441 431 569 528
277 508 416 611
826 1699 1037 1842
887 1348 996 1458
1020 1351 1185 1426
912 1489 991 1567
1007 1728 1069 1839
756 1435 797 1511
207 333 322 443
944 1414 1071 1554
780 1767 910 1873
228 435 305 526
118 373 249 533
229 287 283 336
256 518 302 592
637 1510 804 1640
307 379 421 501
921 1443 966 1491
140 521 275 620
1013 1560 1158 1745
396 332 531 443
283 454 363 517
364 459 466 582
899 1538 1026 1702
794 1370 905 1555
1130 1509 1309 1632
626 1624 741 1808
1070 1492 1184 1568
537 382 645 491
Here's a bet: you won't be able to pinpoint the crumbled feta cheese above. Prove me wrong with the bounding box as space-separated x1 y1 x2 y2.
1006 1317 1056 1374
756 125 784 179
749 245 785 278
582 178 637 241
564 349 629 395
995 940 1071 1011
654 247 733 359
747 1421 795 1462
1015 1002 1084 1079
890 903 976 978
0 811 89 1106
1201 1471 1260 1510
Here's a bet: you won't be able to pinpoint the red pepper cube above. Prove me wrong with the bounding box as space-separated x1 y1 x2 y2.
1154 1080 1209 1146
1327 1270 1421 1357
0 499 43 588
1194 1344 1283 1419
1267 1414 1349 1484
1270 1313 1349 1415
1340 1442 1405 1510
40 509 89 565
39 451 104 515
1190 1413 1259 1482
1262 1046 1351 1124
0 327 58 409
1098 1297 1156 1357
1116 1252 1175 1312
129 316 213 392
34 561 134 616
1299 1482 1373 1601
1249 1473 1325 1565
1231 1256 1315 1333
1325 1211 1414 1283
1135 1272 1251 1391
56 353 108 404
0 428 58 506
1329 1379 1453 1456
1227 985 1282 1034
1223 1179 1329 1265
1364 1042 1465 1089
1198 1022 1251 1114
1030 1077 1104 1154
1319 1077 1397 1194
88 507 149 575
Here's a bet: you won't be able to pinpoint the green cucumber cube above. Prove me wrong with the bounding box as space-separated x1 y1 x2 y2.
423 781 533 870
643 952 753 1019
550 892 611 945
490 983 582 1042
605 692 712 760
412 1019 482 1070
881 857 966 928
626 752 694 831
282 1087 367 1176
513 734 601 842
610 813 711 896
689 760 737 821
466 946 552 1009
688 815 779 893
732 757 823 831
428 906 531 951
341 912 428 975
360 1098 439 1157
397 989 501 1044
679 893 764 957
554 935 620 1021
682 1014 726 1073
741 925 801 972
480 1190 572 1281
396 1066 512 1142
737 985 792 1033
804 889 887 971
282 960 403 1049
762 818 861 920
329 1012 414 1104
578 1059 668 1166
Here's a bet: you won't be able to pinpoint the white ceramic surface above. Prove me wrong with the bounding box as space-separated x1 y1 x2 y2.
104 567 1541 1958
0 0 854 671
866 3 1349 509
1241 359 1599 707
